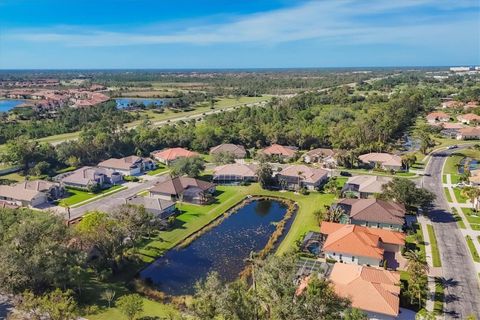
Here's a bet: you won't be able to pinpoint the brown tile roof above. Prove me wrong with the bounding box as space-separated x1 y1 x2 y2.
458 126 480 136
329 263 400 317
149 176 214 196
98 156 144 171
279 165 328 183
209 144 246 157
359 153 402 167
13 180 59 192
336 198 405 225
213 163 257 177
261 144 298 157
152 148 198 162
320 222 405 258
304 148 335 158
0 185 44 202
426 111 450 120
458 113 480 122
126 195 175 211
345 175 392 194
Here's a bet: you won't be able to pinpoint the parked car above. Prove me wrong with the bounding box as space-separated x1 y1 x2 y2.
447 145 458 150
455 182 466 188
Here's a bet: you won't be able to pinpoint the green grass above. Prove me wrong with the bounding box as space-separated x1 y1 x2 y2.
442 175 447 184
427 224 442 267
443 154 463 182
471 224 480 231
58 185 125 207
434 278 444 315
461 208 480 225
88 298 179 320
451 207 466 229
335 177 348 188
146 166 169 176
137 183 337 261
444 188 453 202
452 188 468 203
466 235 480 263
405 223 426 260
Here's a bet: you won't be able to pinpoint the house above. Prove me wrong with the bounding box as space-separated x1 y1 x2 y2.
59 166 123 190
209 143 247 159
303 148 337 167
441 100 463 109
276 164 329 190
149 176 216 204
439 122 465 138
358 153 403 171
98 156 155 176
426 111 450 124
329 263 401 319
212 163 257 184
342 175 392 198
469 169 480 186
125 195 176 220
320 221 405 267
456 127 480 140
260 144 298 160
457 113 480 124
464 101 479 110
13 180 64 201
152 147 199 165
0 185 46 207
333 198 406 231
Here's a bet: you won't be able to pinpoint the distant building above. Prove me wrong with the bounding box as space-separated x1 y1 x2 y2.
209 143 247 159
125 195 176 220
426 111 450 124
59 166 123 190
456 127 480 140
152 147 199 165
358 153 403 171
149 176 215 205
98 156 155 176
457 113 480 125
0 179 63 207
212 163 257 184
260 144 298 160
450 66 473 72
303 148 337 167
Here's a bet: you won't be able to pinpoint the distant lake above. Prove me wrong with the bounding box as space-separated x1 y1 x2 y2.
0 99 26 112
115 98 169 109
140 199 290 296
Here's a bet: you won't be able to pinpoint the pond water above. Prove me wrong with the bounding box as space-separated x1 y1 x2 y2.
115 98 168 109
458 157 479 174
0 99 25 112
140 199 290 296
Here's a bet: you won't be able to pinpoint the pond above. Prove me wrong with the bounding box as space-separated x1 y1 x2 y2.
115 98 169 109
140 199 291 296
0 99 26 112
458 157 479 174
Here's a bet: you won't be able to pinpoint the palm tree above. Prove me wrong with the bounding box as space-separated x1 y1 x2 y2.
404 250 429 273
326 206 345 223
461 186 480 211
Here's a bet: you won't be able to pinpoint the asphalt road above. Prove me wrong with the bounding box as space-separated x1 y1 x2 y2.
422 148 480 318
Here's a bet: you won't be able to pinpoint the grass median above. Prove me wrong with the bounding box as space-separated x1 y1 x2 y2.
427 224 442 267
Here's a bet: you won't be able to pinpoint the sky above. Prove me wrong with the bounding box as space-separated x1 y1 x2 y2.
0 0 479 69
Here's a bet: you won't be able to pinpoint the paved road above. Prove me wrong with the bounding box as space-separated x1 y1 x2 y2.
68 173 171 220
422 148 480 318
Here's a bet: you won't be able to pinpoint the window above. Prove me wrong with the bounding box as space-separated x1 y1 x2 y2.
352 256 355 261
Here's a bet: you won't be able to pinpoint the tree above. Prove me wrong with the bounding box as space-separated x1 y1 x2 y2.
405 250 429 308
401 153 417 171
101 289 116 308
117 294 144 320
211 151 235 165
325 206 345 223
414 127 434 155
256 161 273 189
15 289 78 320
171 156 205 177
323 178 339 195
461 186 480 211
343 308 368 320
380 178 435 212
191 272 224 319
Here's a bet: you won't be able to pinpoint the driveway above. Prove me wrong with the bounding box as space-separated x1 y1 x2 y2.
67 173 171 220
422 148 480 318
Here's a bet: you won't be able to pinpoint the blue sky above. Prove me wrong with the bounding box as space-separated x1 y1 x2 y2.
0 0 479 69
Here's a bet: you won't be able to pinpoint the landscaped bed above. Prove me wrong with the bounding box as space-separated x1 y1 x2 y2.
466 235 480 263
427 224 441 267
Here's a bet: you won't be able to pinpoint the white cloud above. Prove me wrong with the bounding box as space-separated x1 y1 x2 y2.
6 0 479 47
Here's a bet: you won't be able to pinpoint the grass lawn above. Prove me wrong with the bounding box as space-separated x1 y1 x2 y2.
461 208 480 225
434 278 444 315
444 188 452 202
58 185 125 207
88 298 179 320
138 183 337 261
466 235 480 263
452 188 468 203
472 224 480 231
146 166 169 176
442 175 447 184
427 224 442 267
451 207 467 229
443 154 463 182
405 223 426 260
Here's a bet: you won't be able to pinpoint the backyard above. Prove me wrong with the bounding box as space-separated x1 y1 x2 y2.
58 185 126 207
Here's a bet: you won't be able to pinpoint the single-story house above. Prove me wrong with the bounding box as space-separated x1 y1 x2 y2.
328 263 401 319
60 166 123 190
358 153 403 171
439 122 465 138
0 184 47 207
149 176 216 204
209 143 247 159
342 175 392 198
260 144 298 160
212 163 257 184
14 180 64 201
320 221 405 267
464 101 479 109
97 156 155 176
333 198 406 231
456 127 480 140
441 101 463 109
426 111 450 124
152 147 199 165
303 148 337 167
276 164 329 190
457 113 480 125
125 195 176 220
